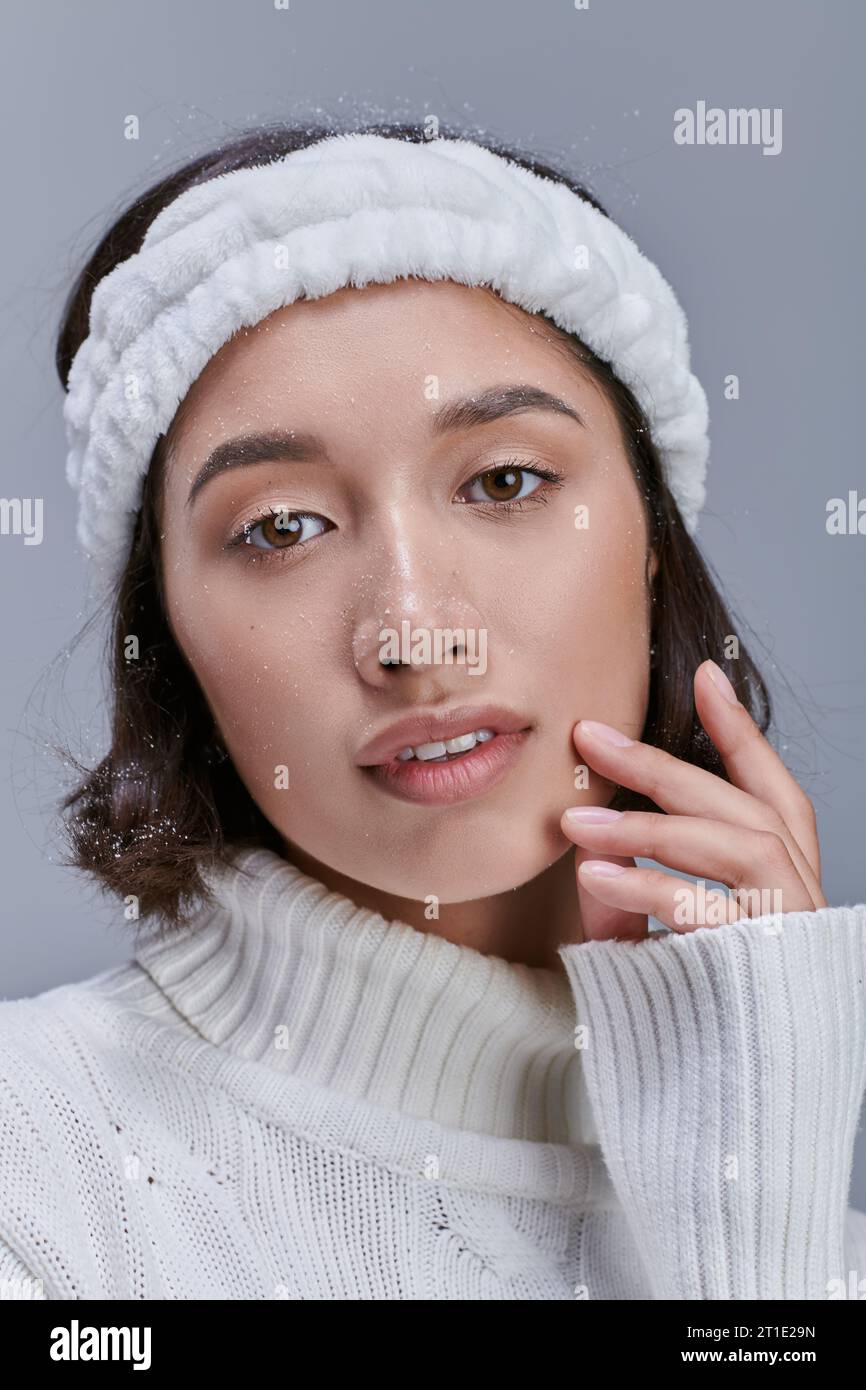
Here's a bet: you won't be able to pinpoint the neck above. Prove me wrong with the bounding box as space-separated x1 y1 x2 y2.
280 840 583 970
134 844 597 1145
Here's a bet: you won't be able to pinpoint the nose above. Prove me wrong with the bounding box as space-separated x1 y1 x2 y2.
350 528 488 694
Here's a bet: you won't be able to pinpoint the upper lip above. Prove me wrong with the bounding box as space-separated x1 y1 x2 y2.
356 703 533 767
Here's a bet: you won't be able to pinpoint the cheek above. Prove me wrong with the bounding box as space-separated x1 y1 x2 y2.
508 520 651 670
511 522 651 786
166 577 335 772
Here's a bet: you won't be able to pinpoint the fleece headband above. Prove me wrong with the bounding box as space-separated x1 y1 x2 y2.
63 131 710 595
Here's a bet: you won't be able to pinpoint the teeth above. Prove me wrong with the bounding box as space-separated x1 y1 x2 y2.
444 732 478 755
396 728 496 762
415 741 449 762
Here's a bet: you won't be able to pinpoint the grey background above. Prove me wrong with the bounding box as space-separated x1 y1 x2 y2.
1 1 864 1201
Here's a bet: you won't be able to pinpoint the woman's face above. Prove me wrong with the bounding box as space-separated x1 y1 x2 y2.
159 279 655 903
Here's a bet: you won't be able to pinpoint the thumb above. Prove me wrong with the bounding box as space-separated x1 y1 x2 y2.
572 845 648 943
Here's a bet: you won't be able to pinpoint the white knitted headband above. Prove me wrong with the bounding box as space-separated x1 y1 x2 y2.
63 131 709 596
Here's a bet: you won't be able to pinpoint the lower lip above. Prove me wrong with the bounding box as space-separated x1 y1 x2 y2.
361 729 532 806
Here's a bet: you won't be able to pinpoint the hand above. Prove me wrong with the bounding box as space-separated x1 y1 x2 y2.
559 659 826 943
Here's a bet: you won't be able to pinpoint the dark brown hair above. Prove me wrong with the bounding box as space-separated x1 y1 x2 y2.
54 118 770 929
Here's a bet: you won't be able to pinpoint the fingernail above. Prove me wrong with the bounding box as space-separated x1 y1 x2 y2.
579 720 634 747
580 861 626 876
706 660 739 705
564 806 623 823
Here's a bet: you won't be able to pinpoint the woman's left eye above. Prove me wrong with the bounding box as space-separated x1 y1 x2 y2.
457 460 565 508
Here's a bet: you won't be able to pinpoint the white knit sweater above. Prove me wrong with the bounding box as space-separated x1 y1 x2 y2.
1 845 865 1300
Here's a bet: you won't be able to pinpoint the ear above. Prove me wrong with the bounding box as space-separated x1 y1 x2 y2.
646 548 659 585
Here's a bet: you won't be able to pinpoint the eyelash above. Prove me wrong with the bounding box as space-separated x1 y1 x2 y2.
225 458 567 566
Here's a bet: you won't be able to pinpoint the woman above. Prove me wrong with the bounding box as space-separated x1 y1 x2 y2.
1 119 864 1300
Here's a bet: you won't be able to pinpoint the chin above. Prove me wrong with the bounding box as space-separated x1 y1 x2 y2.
343 831 562 905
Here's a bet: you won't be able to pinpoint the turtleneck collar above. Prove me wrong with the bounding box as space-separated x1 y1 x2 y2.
133 845 596 1146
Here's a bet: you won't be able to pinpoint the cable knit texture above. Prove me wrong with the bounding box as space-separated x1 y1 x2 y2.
1 845 865 1300
63 131 710 597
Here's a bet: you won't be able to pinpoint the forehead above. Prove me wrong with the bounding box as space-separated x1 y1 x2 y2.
164 278 614 461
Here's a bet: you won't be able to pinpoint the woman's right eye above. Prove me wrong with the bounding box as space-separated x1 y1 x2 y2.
228 507 331 556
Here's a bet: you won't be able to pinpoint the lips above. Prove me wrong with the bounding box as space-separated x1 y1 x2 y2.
356 703 533 768
363 728 531 806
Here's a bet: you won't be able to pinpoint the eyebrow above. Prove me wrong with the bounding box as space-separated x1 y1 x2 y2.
185 383 585 508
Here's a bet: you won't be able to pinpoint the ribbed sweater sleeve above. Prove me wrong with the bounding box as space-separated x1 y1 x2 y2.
558 903 866 1300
